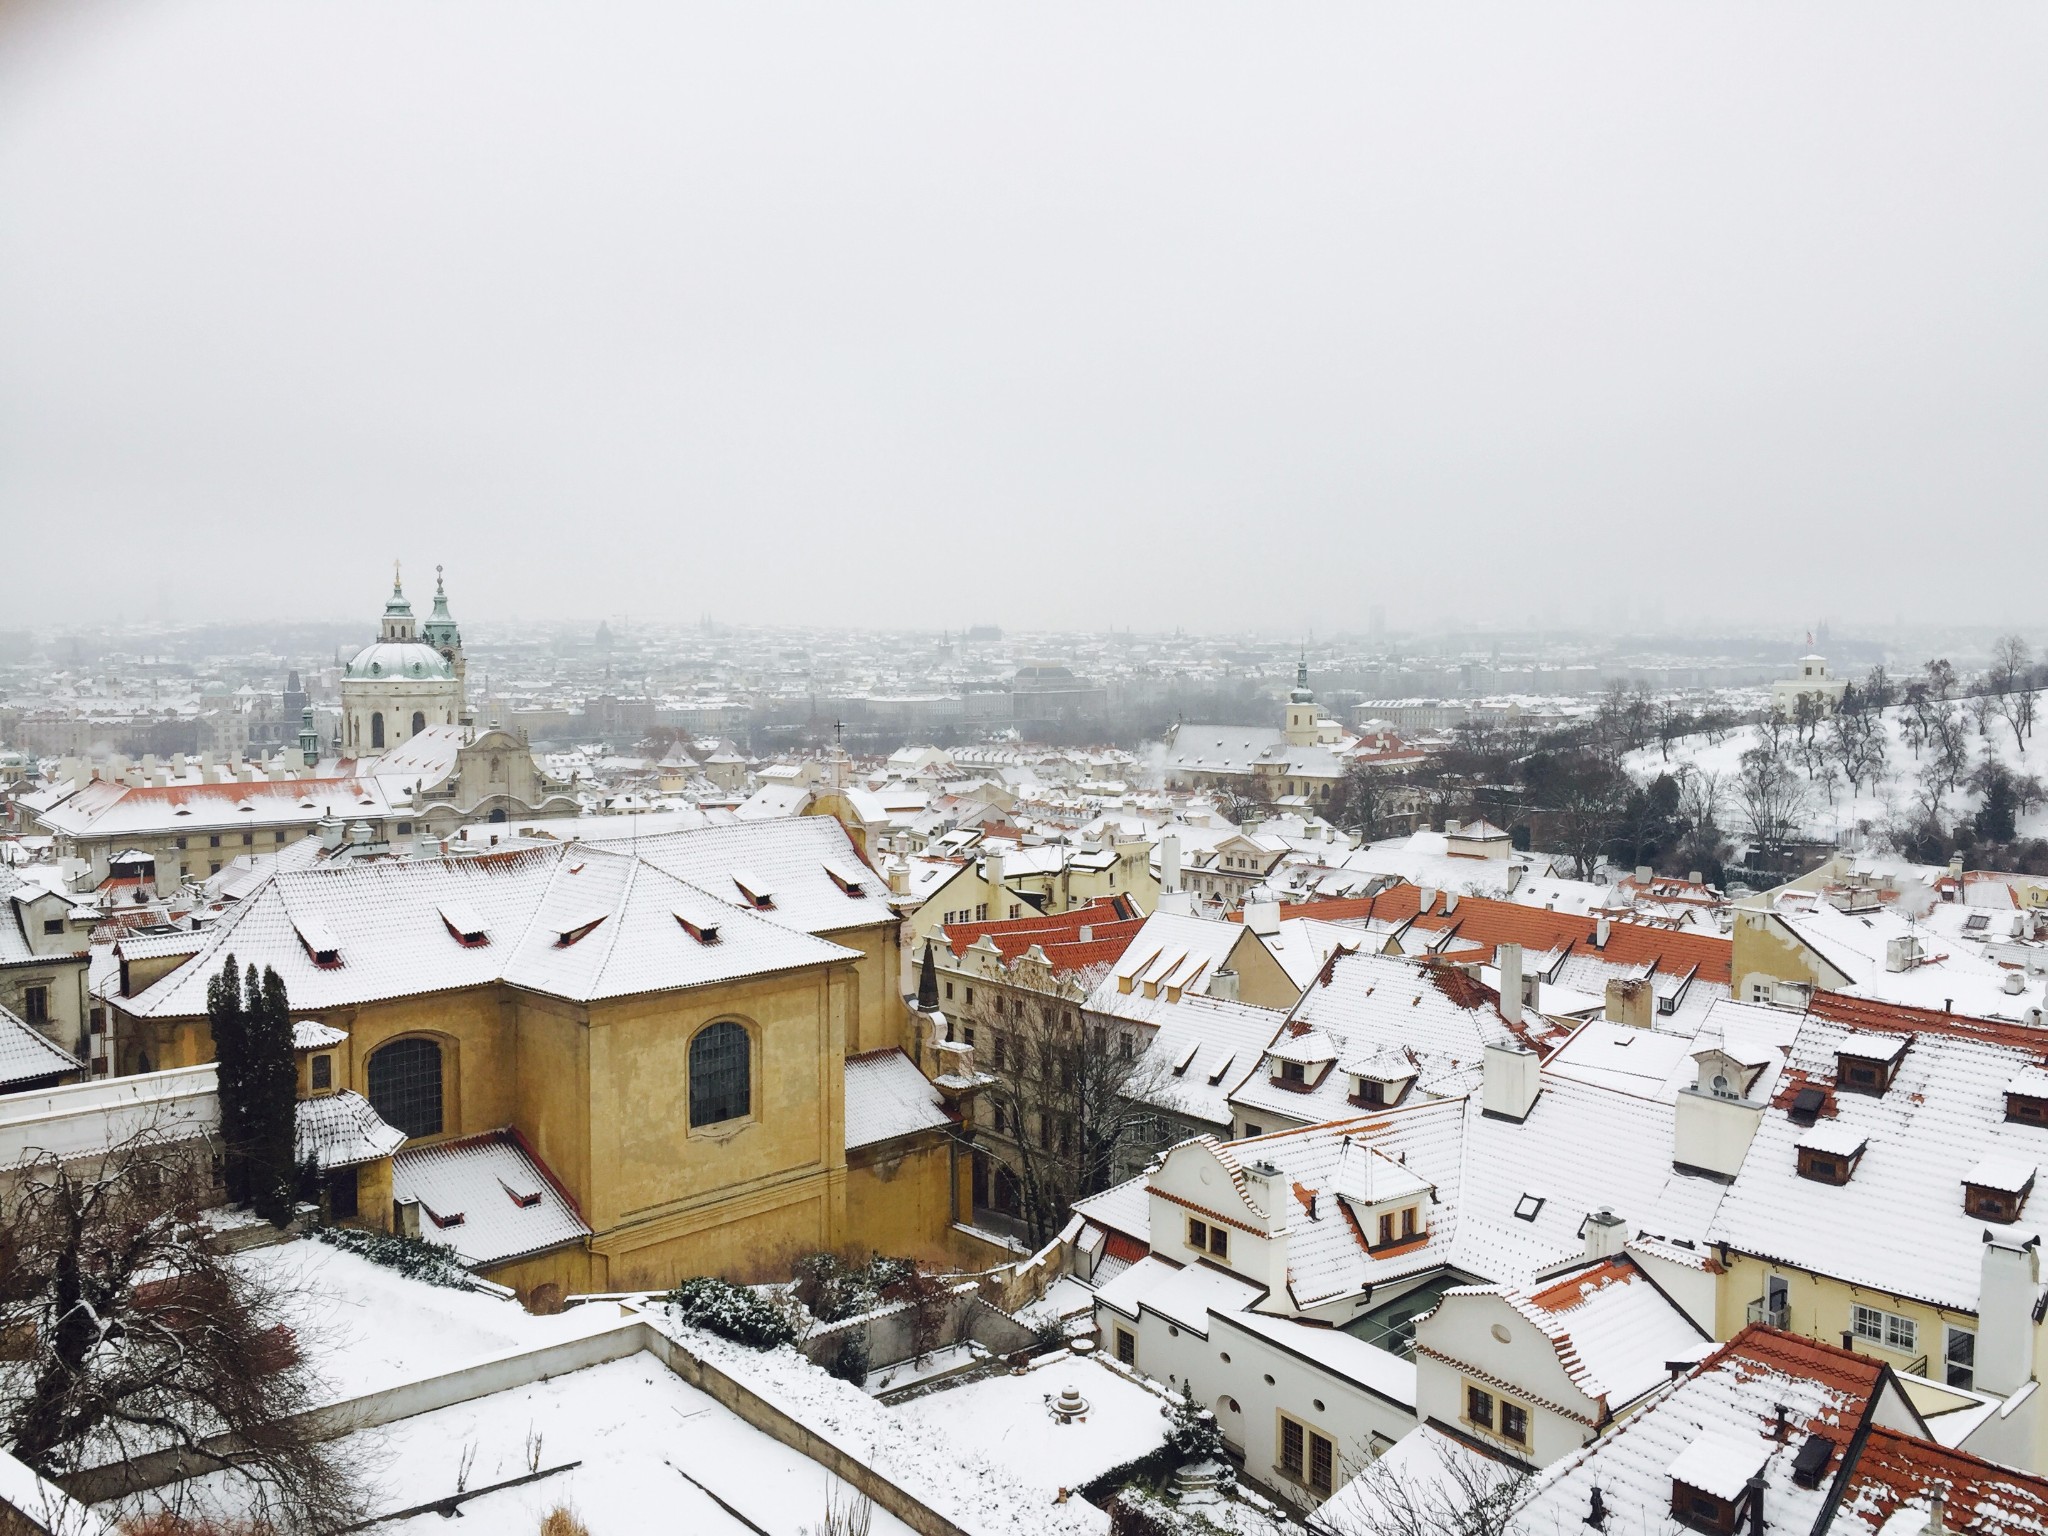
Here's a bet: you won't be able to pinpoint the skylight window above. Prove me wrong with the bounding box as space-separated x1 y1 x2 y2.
674 906 723 945
553 910 609 947
823 861 867 897
437 900 489 947
1514 1194 1546 1222
292 916 342 967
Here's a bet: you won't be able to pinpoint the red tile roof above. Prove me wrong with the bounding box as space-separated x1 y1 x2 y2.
1807 990 2048 1053
943 896 1143 974
1244 887 1733 984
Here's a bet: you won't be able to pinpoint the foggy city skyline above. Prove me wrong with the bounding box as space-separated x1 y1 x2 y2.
4 1 2045 634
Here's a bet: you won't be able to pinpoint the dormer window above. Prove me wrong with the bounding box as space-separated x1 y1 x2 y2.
1278 1060 1307 1088
2005 1068 2048 1123
1795 1124 1867 1185
1835 1033 1909 1097
1667 1438 1766 1536
1963 1157 2036 1224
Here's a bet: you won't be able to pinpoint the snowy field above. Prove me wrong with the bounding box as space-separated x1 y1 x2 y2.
1624 690 2048 848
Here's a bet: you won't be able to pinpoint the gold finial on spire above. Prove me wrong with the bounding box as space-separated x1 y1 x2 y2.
393 558 402 592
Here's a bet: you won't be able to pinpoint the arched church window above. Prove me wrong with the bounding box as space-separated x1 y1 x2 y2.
689 1022 751 1127
412 711 426 736
368 1037 443 1138
371 712 385 749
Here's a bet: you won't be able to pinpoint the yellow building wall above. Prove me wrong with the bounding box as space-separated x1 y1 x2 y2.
1228 929 1304 1011
1728 908 1849 1002
1715 1250 1979 1375
845 1135 961 1266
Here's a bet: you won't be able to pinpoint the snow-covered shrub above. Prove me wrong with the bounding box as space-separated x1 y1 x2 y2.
665 1275 800 1349
1163 1385 1231 1478
822 1328 871 1384
312 1224 483 1292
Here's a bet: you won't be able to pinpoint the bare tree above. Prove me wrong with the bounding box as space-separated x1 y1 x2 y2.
0 1133 365 1533
1986 634 2037 751
1318 1432 1528 1536
1825 690 1886 798
969 979 1179 1247
1734 741 1807 867
1862 665 1896 712
1330 756 1388 837
1921 703 1973 818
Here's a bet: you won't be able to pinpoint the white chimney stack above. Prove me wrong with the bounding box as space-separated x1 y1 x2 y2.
1160 832 1181 896
1482 1042 1541 1122
1977 1233 2041 1397
1595 914 1612 949
1499 942 1523 1026
1209 967 1239 1002
1584 1208 1626 1261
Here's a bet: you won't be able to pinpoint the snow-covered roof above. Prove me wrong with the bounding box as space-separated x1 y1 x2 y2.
844 1049 951 1151
120 841 859 1017
1709 1005 2048 1313
0 1003 82 1087
1123 992 1283 1126
295 1089 405 1170
392 1130 592 1268
580 817 897 936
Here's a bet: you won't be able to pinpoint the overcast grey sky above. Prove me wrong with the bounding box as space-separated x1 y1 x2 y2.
1 2 2043 636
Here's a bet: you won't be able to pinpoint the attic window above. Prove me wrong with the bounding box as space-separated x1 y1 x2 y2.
1514 1194 1546 1222
2008 1094 2048 1126
437 901 489 947
238 803 254 812
674 908 723 945
731 868 775 908
554 912 609 947
1795 1125 1867 1185
497 1177 543 1210
1963 1157 2036 1223
823 862 868 897
1206 1053 1236 1086
293 916 342 968
1966 913 1990 932
1836 1034 1908 1097
1171 1042 1201 1077
424 1203 465 1229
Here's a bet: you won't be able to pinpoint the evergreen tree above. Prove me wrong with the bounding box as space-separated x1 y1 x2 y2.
206 954 248 1206
250 965 299 1225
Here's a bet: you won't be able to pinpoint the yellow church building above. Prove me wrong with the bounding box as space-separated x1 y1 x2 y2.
107 816 971 1296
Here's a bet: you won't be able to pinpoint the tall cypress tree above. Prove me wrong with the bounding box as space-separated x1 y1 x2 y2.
251 966 299 1226
205 955 247 1206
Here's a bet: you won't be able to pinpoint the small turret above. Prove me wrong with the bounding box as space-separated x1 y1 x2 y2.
379 562 417 642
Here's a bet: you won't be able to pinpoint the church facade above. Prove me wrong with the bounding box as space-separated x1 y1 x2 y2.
340 567 467 754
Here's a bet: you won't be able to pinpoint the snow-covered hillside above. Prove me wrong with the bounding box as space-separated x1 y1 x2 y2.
1624 690 2048 846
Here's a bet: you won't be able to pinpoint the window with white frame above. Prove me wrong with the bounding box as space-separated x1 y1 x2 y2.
1851 1304 1917 1353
